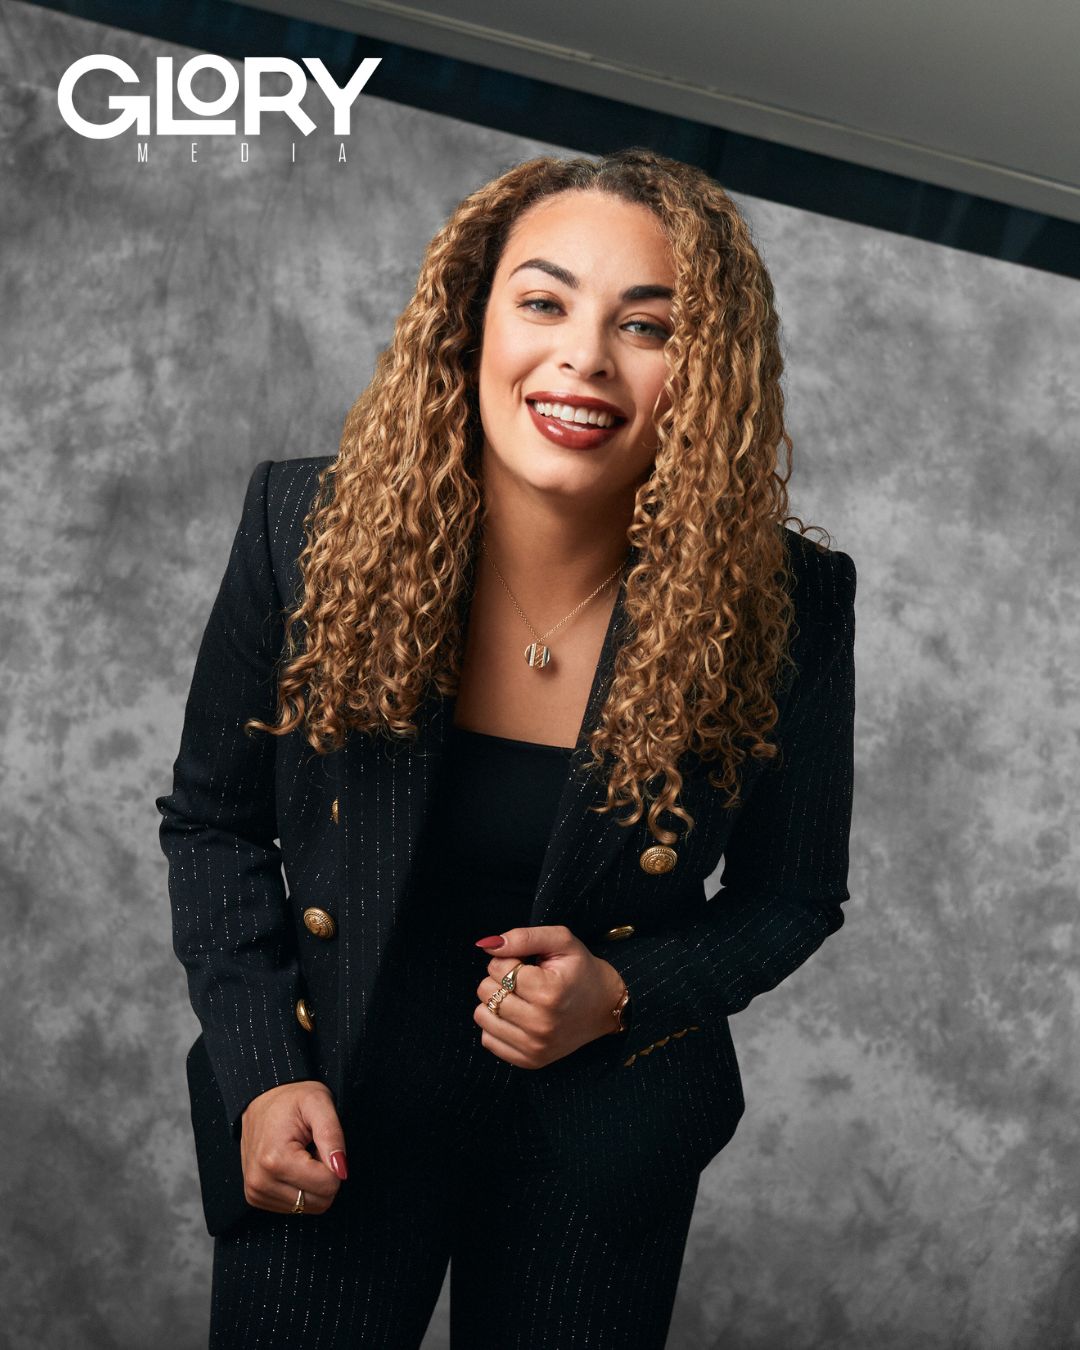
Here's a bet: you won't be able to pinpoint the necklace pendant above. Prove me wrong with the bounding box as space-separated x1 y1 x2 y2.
524 642 551 669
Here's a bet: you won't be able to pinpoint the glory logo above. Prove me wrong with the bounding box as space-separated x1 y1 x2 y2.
57 55 381 140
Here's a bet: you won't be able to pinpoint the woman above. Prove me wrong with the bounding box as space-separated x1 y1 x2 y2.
157 147 857 1348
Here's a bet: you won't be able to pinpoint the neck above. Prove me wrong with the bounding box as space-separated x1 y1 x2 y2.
478 490 633 616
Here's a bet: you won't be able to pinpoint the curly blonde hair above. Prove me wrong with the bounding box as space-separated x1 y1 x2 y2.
247 147 829 846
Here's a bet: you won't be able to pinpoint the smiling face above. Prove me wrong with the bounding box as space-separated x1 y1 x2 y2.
477 190 676 512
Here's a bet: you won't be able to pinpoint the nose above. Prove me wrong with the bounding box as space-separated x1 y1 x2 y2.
557 314 615 380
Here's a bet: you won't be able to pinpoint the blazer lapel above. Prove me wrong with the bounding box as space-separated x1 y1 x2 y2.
529 548 637 927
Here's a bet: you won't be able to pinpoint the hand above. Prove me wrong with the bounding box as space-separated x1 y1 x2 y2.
240 1079 348 1215
473 925 628 1070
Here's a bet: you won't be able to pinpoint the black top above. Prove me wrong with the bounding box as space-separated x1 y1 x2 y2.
407 720 576 936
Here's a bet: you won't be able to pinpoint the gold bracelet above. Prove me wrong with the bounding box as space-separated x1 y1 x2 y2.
611 986 630 1033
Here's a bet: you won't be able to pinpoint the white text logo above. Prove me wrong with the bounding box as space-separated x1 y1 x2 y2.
57 55 381 139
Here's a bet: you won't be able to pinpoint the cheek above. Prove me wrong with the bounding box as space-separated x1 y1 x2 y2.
480 341 524 410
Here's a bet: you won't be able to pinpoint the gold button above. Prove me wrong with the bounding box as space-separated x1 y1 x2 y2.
604 924 635 941
331 797 339 825
302 907 336 939
639 845 677 874
295 998 315 1032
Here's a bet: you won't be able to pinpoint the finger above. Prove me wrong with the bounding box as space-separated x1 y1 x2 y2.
302 1089 348 1181
481 961 546 1005
478 1024 536 1069
475 977 531 1025
282 1146 343 1200
478 925 574 962
252 1137 342 1202
243 1144 339 1214
473 999 538 1053
478 976 553 1030
249 1176 337 1217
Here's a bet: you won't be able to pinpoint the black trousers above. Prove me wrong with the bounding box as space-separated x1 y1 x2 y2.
209 1114 699 1348
210 893 701 1348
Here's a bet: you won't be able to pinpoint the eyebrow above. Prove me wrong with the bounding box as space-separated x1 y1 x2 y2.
507 257 673 303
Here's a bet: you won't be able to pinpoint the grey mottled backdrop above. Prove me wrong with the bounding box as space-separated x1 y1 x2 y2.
1 1 1077 1346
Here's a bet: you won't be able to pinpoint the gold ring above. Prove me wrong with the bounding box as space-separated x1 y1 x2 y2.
292 1188 305 1215
500 961 526 993
486 961 527 1016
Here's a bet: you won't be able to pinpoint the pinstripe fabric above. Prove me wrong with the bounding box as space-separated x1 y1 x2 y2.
208 1117 699 1349
590 541 858 1049
157 456 857 1275
158 461 318 1137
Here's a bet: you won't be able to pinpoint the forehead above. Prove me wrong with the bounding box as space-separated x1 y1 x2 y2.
496 191 674 282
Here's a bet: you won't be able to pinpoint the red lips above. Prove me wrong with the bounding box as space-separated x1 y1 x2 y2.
524 391 628 451
525 399 624 450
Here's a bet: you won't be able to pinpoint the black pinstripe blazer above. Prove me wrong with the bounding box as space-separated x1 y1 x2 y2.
156 456 857 1236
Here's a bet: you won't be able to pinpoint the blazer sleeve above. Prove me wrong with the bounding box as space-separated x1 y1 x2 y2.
155 459 319 1137
592 546 857 1065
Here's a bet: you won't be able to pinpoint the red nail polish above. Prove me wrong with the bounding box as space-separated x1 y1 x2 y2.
475 935 505 949
329 1151 348 1180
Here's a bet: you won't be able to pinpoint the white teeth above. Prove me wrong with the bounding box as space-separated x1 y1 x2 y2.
530 400 617 428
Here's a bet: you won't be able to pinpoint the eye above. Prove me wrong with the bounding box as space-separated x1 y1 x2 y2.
624 319 671 340
517 297 669 340
518 297 563 315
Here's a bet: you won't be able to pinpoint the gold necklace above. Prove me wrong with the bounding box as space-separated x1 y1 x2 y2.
480 537 627 669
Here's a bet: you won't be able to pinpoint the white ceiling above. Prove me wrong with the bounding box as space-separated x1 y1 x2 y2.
252 0 1078 225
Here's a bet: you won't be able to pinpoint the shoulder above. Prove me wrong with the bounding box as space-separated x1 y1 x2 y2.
255 455 335 604
264 455 335 513
782 526 856 623
779 526 857 677
260 454 334 533
782 526 857 602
